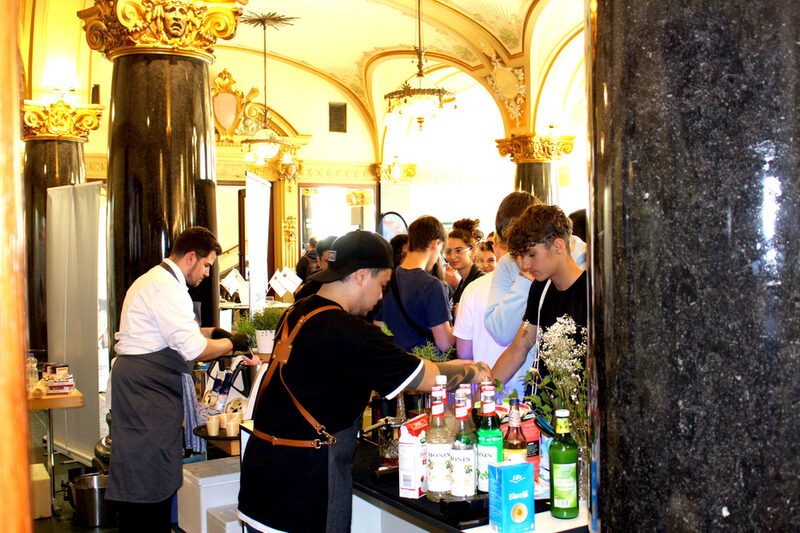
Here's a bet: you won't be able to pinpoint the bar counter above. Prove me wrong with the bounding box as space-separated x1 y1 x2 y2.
351 440 588 533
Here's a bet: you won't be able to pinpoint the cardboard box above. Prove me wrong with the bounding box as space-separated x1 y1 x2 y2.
30 463 51 519
398 413 428 499
489 461 535 533
207 504 241 533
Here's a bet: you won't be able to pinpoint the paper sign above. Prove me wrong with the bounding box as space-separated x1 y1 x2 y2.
269 271 288 298
221 268 246 298
280 267 302 293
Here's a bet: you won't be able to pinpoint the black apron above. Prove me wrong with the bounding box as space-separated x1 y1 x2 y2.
239 418 360 533
107 262 194 503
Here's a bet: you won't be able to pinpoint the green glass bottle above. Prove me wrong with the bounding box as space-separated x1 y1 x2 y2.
549 409 579 519
476 386 503 492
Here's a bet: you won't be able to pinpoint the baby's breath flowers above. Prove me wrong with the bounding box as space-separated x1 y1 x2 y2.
526 315 588 449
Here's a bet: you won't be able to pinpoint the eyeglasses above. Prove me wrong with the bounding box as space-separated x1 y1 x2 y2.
444 246 472 256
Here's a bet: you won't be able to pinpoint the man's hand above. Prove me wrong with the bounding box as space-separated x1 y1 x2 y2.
471 361 492 383
240 351 261 366
445 263 461 288
515 256 536 282
230 332 251 352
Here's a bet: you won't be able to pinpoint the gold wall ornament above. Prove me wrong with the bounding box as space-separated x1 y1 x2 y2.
486 53 526 126
22 100 103 142
377 162 416 184
283 216 296 246
212 68 257 143
346 189 373 208
496 133 575 163
78 0 248 63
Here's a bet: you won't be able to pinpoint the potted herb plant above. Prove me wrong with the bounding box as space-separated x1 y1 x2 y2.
252 306 286 354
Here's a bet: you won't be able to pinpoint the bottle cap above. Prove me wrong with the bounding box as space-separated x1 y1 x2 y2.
435 375 447 386
555 408 570 418
509 397 519 407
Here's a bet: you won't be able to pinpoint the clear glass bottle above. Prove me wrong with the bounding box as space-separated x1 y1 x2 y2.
476 386 503 492
426 385 453 502
449 388 477 499
503 397 527 463
26 353 39 392
550 409 579 519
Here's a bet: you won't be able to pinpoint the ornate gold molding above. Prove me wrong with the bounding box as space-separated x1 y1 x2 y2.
375 162 417 184
346 189 373 208
486 53 526 127
22 100 103 142
283 216 296 246
496 133 575 163
78 0 247 63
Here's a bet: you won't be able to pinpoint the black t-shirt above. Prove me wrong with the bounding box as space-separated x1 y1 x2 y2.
376 268 451 352
253 295 423 439
523 271 588 380
452 263 485 306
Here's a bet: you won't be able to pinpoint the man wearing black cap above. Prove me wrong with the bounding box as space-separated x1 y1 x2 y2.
238 230 491 533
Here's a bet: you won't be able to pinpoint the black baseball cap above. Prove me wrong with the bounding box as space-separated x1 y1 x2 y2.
308 230 394 283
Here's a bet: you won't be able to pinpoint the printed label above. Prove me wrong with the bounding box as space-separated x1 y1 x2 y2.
504 448 526 463
476 437 503 492
552 462 578 509
449 448 477 497
482 401 496 415
556 417 570 434
426 443 451 492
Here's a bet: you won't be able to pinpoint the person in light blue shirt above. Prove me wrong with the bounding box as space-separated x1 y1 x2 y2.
485 193 586 346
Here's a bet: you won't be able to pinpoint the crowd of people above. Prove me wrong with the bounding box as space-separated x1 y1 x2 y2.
296 193 588 401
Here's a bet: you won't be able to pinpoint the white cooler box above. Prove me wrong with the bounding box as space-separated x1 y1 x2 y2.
178 457 241 533
207 504 242 533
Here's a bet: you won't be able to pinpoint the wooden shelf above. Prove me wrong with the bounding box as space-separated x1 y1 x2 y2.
28 388 84 410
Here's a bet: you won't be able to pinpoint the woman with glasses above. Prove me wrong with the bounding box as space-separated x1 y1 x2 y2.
446 218 485 313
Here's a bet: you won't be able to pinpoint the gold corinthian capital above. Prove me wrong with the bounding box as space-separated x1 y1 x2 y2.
78 0 248 63
22 100 104 142
496 133 575 164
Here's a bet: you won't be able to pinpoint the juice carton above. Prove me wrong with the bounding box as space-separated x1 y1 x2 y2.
398 413 429 499
500 416 541 481
489 461 536 533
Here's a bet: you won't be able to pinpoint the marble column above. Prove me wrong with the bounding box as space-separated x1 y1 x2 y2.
79 0 246 336
496 133 574 204
106 54 218 332
586 1 800 530
515 162 555 205
22 99 102 358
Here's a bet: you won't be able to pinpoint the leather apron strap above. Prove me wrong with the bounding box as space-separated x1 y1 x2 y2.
251 304 341 448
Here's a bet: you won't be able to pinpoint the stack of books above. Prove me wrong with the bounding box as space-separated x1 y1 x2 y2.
42 363 74 395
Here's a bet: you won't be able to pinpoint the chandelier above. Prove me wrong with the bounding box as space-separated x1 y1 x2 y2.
240 12 296 164
384 0 454 130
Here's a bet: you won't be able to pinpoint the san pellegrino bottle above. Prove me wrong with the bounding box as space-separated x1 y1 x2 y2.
476 385 503 492
503 397 527 462
449 388 477 499
550 409 579 519
426 385 453 502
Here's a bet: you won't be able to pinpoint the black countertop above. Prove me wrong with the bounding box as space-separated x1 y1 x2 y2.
351 439 588 533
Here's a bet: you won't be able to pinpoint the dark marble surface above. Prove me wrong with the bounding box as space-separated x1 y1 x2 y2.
516 161 555 204
23 140 86 356
106 53 219 339
586 1 800 530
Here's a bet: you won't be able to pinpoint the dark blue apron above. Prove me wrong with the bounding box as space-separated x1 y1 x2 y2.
106 262 195 503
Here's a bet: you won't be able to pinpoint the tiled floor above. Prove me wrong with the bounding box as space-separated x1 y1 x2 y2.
29 410 184 533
